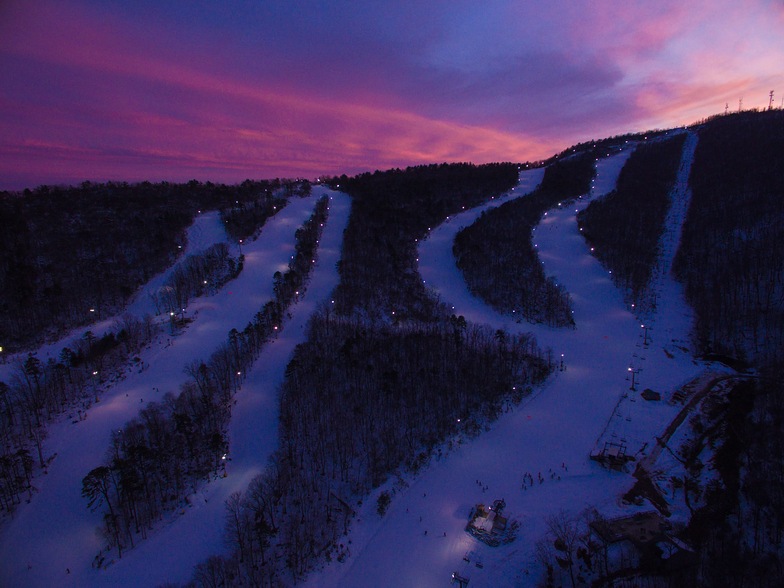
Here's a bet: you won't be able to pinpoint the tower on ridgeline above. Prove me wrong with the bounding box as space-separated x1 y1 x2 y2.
739 97 743 112
769 91 775 111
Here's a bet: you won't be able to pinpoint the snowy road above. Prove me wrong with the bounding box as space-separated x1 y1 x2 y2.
306 146 709 587
0 188 351 588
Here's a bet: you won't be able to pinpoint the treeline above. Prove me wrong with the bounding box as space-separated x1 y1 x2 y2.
82 196 330 560
1 314 158 513
674 110 784 365
0 179 287 352
327 163 521 321
218 181 289 243
149 243 241 316
554 128 672 161
577 134 686 305
453 153 596 326
179 311 551 587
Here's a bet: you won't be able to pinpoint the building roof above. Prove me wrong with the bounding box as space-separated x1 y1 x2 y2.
590 511 670 546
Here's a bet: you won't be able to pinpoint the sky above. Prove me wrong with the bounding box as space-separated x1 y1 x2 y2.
0 0 782 191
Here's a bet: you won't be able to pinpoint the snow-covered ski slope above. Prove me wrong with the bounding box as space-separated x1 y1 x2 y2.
0 187 351 588
305 144 712 588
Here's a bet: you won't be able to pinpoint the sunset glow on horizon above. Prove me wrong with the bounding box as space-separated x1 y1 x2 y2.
1 0 782 190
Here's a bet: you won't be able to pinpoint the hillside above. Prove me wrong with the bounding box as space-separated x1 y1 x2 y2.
0 110 782 588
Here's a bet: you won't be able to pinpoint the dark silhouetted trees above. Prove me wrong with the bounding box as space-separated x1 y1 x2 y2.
453 153 596 326
674 110 784 365
578 133 686 304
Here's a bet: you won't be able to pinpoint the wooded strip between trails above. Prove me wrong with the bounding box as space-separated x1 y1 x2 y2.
453 152 597 326
578 134 686 306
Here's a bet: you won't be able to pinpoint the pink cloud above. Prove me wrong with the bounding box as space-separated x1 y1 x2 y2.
1 0 782 190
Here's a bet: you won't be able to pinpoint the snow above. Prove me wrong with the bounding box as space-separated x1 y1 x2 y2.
0 187 351 588
304 141 716 587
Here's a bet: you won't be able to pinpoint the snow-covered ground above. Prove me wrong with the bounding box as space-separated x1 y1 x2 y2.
304 144 713 587
0 187 351 588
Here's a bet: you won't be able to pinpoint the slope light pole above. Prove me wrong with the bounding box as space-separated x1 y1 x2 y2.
628 367 640 391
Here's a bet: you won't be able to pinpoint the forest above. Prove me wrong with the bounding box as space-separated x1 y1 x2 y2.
674 110 784 367
0 179 290 352
0 313 157 512
2 237 243 515
577 133 686 306
187 312 551 586
452 152 596 326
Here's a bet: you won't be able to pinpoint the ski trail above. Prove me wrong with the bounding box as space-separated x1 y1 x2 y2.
0 194 332 588
638 130 699 333
591 131 713 462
